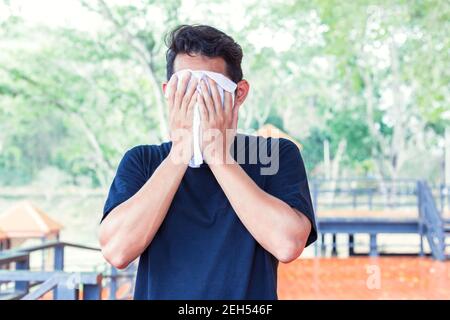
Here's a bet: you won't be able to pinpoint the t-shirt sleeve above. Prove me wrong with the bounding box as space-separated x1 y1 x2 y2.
101 146 148 222
263 138 318 247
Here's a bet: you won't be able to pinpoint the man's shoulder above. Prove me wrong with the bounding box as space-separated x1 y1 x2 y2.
122 141 172 164
127 141 171 154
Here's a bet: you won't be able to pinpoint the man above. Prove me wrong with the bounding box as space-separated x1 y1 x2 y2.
99 24 317 300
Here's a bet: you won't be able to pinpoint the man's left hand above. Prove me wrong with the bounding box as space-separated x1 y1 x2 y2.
197 77 238 165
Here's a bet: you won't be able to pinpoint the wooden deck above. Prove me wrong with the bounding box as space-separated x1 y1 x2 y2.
278 257 450 299
32 257 450 300
317 209 418 219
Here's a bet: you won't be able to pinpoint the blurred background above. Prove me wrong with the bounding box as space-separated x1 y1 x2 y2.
0 0 449 300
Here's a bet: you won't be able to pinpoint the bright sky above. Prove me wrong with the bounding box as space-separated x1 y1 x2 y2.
0 0 248 31
0 0 300 53
0 0 106 32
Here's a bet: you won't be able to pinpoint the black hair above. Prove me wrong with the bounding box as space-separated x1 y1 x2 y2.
165 24 243 83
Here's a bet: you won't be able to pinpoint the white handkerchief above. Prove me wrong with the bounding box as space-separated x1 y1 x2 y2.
174 69 237 168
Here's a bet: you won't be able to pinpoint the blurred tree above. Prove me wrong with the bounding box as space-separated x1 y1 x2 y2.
0 0 448 186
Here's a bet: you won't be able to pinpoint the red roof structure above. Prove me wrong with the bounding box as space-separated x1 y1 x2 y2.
0 201 63 239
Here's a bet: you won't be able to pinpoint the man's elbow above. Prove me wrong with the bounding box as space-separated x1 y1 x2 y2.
274 235 307 264
99 233 131 270
101 244 131 270
107 256 130 270
275 208 312 263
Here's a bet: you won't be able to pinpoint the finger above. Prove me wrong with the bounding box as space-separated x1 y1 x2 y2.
224 91 232 118
200 79 215 117
207 77 222 116
186 91 199 119
167 74 178 113
174 71 191 110
181 77 198 115
197 88 209 123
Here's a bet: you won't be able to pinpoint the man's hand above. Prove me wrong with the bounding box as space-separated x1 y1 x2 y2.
166 71 199 164
197 77 238 165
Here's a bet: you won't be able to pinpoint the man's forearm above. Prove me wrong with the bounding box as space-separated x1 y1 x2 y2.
209 159 312 263
99 150 188 269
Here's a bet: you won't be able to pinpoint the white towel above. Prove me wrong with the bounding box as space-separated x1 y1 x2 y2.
174 69 237 168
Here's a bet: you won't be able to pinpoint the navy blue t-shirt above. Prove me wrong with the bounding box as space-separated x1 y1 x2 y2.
102 135 317 300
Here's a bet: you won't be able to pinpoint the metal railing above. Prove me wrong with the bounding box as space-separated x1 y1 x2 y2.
312 178 449 259
0 241 135 300
0 270 102 300
311 178 449 212
417 180 448 261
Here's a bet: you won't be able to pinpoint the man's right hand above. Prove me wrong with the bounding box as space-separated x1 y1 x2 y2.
165 71 199 164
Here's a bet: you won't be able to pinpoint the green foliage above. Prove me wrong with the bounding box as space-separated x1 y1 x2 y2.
0 0 448 186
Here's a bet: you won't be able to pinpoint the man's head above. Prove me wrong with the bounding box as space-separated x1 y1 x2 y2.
163 24 249 108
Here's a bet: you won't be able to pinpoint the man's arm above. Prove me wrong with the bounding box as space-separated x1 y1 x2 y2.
99 72 198 269
209 160 312 263
198 78 312 263
99 153 188 269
